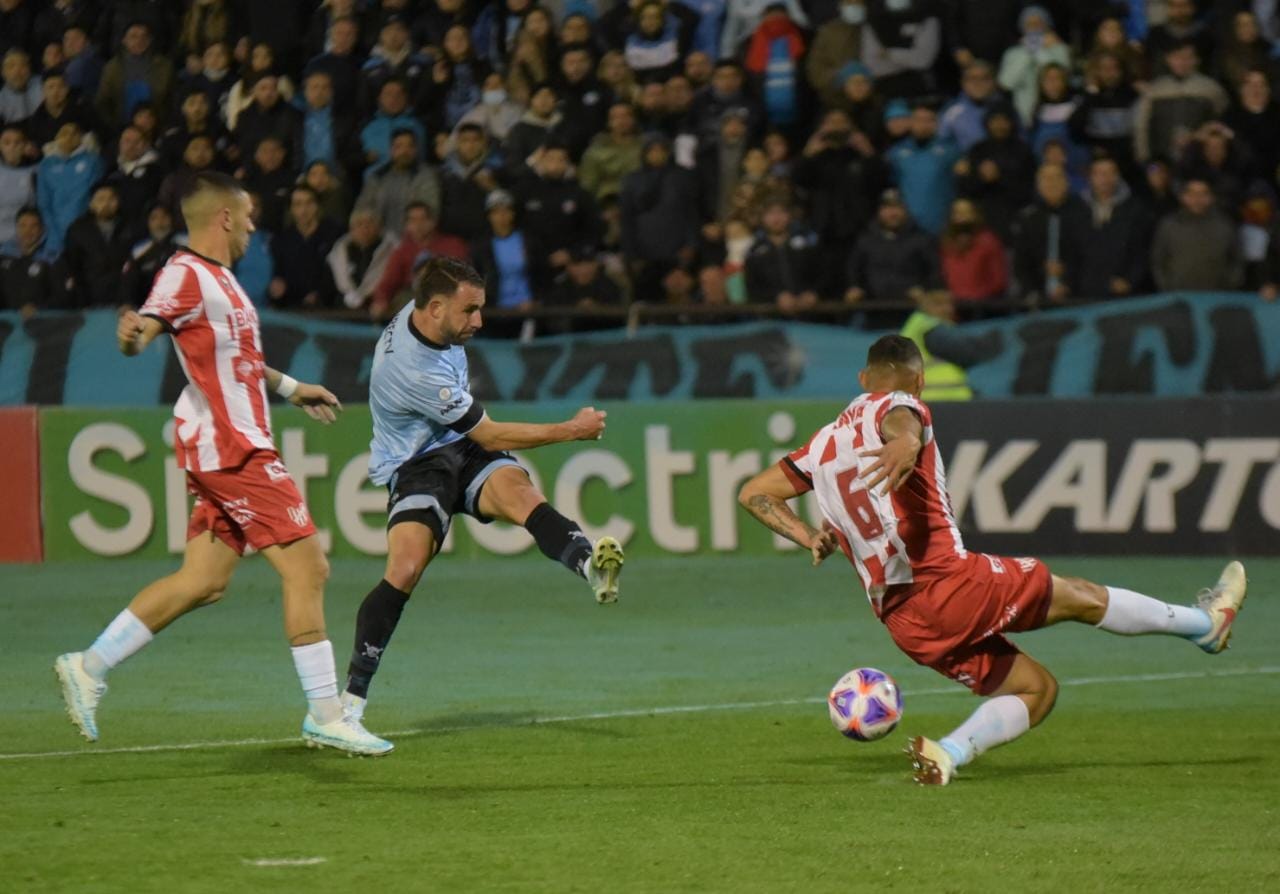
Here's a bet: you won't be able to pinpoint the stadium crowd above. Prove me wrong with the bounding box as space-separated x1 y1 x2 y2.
1 0 1280 335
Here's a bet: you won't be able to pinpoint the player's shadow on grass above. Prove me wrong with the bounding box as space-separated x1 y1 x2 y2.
218 744 368 783
410 712 633 739
987 754 1262 778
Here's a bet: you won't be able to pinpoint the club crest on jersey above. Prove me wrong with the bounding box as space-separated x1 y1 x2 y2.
438 387 451 401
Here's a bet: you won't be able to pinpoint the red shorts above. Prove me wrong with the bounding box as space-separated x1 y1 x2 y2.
879 552 1054 695
185 451 316 555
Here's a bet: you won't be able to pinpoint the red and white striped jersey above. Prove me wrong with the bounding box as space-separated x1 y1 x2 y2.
779 391 966 607
140 250 275 472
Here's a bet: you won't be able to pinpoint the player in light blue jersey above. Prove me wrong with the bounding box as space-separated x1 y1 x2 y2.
341 257 625 733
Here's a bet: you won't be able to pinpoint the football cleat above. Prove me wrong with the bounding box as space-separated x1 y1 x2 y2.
302 712 393 757
906 736 956 786
55 652 106 742
588 536 625 605
340 690 367 723
1194 561 1247 654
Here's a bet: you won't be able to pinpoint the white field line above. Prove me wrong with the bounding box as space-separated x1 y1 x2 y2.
3 665 1276 763
242 857 327 867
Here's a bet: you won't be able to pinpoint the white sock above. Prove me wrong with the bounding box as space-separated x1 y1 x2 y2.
1097 587 1211 637
939 695 1031 767
83 610 154 680
291 640 343 724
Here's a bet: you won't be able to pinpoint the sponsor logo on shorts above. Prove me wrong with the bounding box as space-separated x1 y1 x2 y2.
1016 557 1039 573
225 497 255 527
263 459 291 482
287 503 311 528
985 555 1006 574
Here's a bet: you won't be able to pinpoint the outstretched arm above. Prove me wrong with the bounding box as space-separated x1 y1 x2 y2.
739 465 838 566
265 366 343 425
467 406 606 452
117 310 166 356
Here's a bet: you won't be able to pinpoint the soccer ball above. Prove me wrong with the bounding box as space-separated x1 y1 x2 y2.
827 667 903 742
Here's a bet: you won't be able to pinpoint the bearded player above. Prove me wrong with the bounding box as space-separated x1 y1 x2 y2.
738 335 1247 785
55 172 392 756
339 257 624 739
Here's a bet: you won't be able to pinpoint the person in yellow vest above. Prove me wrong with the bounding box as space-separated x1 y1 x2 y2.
899 288 974 400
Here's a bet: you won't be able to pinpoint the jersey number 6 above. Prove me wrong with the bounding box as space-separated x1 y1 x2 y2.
835 467 885 540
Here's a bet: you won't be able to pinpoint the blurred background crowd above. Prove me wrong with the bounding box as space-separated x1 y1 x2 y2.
1 0 1279 337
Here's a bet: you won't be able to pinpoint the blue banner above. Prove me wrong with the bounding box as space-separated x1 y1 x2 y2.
1 293 1276 405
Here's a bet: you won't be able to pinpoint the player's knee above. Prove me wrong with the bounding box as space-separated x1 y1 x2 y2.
196 587 227 607
1070 577 1108 624
386 552 429 592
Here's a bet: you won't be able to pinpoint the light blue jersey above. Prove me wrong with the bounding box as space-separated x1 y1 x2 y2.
368 306 483 485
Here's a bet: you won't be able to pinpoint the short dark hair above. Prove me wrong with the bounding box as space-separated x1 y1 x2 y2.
405 200 434 218
457 122 485 137
866 334 923 369
390 127 418 143
413 257 485 308
290 184 320 203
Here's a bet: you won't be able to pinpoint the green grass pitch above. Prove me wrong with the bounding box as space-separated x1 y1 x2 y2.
1 555 1277 892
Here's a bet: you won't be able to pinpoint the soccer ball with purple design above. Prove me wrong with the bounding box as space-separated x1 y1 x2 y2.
827 667 903 741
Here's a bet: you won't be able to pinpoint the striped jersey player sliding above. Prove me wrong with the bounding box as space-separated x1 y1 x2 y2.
55 172 391 756
738 335 1247 785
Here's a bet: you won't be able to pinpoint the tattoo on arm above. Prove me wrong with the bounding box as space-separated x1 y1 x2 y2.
745 493 817 547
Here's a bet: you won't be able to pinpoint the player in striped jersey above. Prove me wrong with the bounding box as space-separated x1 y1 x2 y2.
738 335 1247 785
55 172 392 756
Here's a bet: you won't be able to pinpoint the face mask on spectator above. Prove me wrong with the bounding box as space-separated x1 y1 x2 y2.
483 89 507 106
884 0 911 12
841 4 866 24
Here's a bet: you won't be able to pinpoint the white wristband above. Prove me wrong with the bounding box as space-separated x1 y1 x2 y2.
275 375 299 399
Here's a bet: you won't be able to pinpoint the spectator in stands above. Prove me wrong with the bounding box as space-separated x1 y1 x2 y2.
887 104 959 235
793 107 886 297
300 69 359 179
104 124 163 233
0 206 62 315
845 188 939 312
1071 50 1140 177
690 59 761 142
1134 40 1229 164
356 128 440 236
1084 16 1147 89
514 139 599 272
235 72 302 168
458 72 524 144
559 44 611 161
504 83 563 175
948 0 1022 69
177 0 241 72
624 1 686 84
1215 10 1274 91
242 135 294 232
898 288 972 401
33 3 94 56
579 102 643 202
359 13 429 113
96 22 173 127
1239 184 1275 290
225 43 296 131
684 49 713 90
185 41 234 120
1176 121 1250 216
556 13 594 55
232 191 273 302
159 87 229 170
269 184 342 308
0 49 41 125
1072 155 1150 300
743 4 806 133
1028 63 1088 179
597 50 637 106
471 189 542 333
0 124 34 244
939 61 1003 151
328 207 396 314
360 77 424 168
744 197 818 314
620 131 698 295
372 201 469 318
439 121 501 242
955 103 1034 241
939 198 1008 313
1224 69 1280 183
62 181 132 307
547 242 626 331
301 159 350 227
696 107 751 225
1011 162 1088 304
95 1 179 56
62 25 104 98
860 0 942 100
830 64 884 148
23 70 93 149
997 6 1070 126
158 134 215 225
121 203 183 306
306 15 362 118
36 119 101 254
429 23 488 134
1146 0 1213 77
1150 177 1243 291
806 0 866 111
1142 157 1180 219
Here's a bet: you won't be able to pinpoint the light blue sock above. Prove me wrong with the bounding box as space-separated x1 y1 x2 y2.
939 737 968 766
1099 587 1212 638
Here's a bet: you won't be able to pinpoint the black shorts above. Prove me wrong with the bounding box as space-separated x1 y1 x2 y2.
386 439 525 546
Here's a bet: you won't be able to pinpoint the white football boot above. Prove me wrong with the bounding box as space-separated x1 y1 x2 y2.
55 652 106 742
588 536 625 604
1194 561 1248 654
302 712 393 756
906 736 957 786
340 690 367 723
